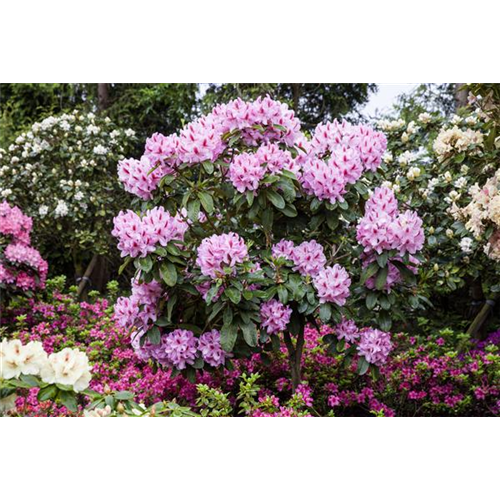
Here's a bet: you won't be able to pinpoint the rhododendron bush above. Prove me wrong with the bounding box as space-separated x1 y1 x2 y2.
0 201 48 295
375 89 500 337
0 110 136 275
112 97 425 387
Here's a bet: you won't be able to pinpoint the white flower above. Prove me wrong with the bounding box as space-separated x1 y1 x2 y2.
86 124 100 135
0 340 48 380
1 189 12 197
38 205 49 217
406 121 419 134
454 177 467 190
60 120 71 131
401 132 410 143
93 145 108 155
450 114 462 125
40 348 92 392
459 237 473 254
398 151 416 166
110 130 120 139
460 165 469 175
382 151 393 163
84 405 112 417
446 229 454 238
54 200 69 218
11 156 19 164
443 171 453 183
465 115 478 125
418 112 432 124
125 128 135 137
74 191 84 201
407 166 422 181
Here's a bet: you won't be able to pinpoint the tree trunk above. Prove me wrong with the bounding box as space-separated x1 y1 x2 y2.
454 83 469 109
284 325 305 391
77 254 99 300
291 84 301 113
97 83 109 111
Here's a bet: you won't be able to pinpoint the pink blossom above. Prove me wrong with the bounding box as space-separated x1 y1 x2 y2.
392 210 425 255
118 155 167 200
198 329 226 367
271 239 295 260
301 157 346 204
357 328 393 366
196 232 248 279
228 152 265 192
260 299 292 334
335 318 359 342
160 329 199 370
291 240 326 277
313 264 351 305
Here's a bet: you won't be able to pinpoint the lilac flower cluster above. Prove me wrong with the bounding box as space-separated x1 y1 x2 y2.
196 232 248 279
112 206 188 258
260 299 292 334
334 317 360 343
272 239 327 277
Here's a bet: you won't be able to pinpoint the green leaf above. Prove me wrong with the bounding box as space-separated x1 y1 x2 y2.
139 256 153 274
223 307 233 326
366 292 378 310
202 161 214 174
241 322 257 347
280 204 298 218
376 253 388 268
148 326 161 345
205 284 220 304
114 391 134 401
224 287 241 304
220 324 238 352
161 262 177 287
266 190 286 209
198 192 214 214
360 262 379 285
37 385 58 402
118 257 132 275
375 267 389 290
319 303 332 322
357 357 370 376
59 390 78 412
187 199 201 221
262 208 274 232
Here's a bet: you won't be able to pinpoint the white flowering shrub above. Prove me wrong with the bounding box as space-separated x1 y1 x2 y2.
376 101 500 303
0 110 136 274
0 338 92 413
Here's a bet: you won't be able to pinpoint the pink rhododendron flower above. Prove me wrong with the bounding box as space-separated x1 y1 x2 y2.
335 317 359 342
260 299 292 334
301 157 346 204
198 329 226 367
160 329 199 370
392 210 425 255
357 328 393 366
271 239 295 260
313 264 351 305
228 152 265 192
290 240 326 277
196 232 248 279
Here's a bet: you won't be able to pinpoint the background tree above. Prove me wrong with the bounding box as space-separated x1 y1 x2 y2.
202 83 376 130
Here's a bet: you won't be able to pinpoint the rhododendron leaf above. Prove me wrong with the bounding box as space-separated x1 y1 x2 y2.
277 286 288 304
281 169 297 180
223 307 233 326
205 284 220 304
336 340 346 353
59 391 78 413
310 198 322 212
262 208 274 232
161 262 177 287
37 385 58 402
366 292 378 310
378 311 392 331
118 257 132 275
115 391 134 400
357 357 370 376
220 324 238 352
246 191 255 206
148 326 161 345
225 287 241 305
19 374 40 387
267 190 285 209
375 267 389 290
187 199 200 221
280 204 298 218
202 161 214 174
271 334 281 352
198 192 214 214
241 321 257 347
193 357 205 369
139 256 153 274
361 262 378 285
319 304 332 322
376 253 388 268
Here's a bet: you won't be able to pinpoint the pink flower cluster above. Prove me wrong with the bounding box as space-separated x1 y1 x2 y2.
334 317 360 342
197 329 226 367
112 206 188 258
357 328 393 366
117 97 302 200
118 156 165 200
299 120 387 204
196 232 248 279
0 201 48 291
357 187 425 255
272 239 327 277
313 265 351 305
136 328 227 371
260 299 292 334
114 278 164 332
228 153 266 193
